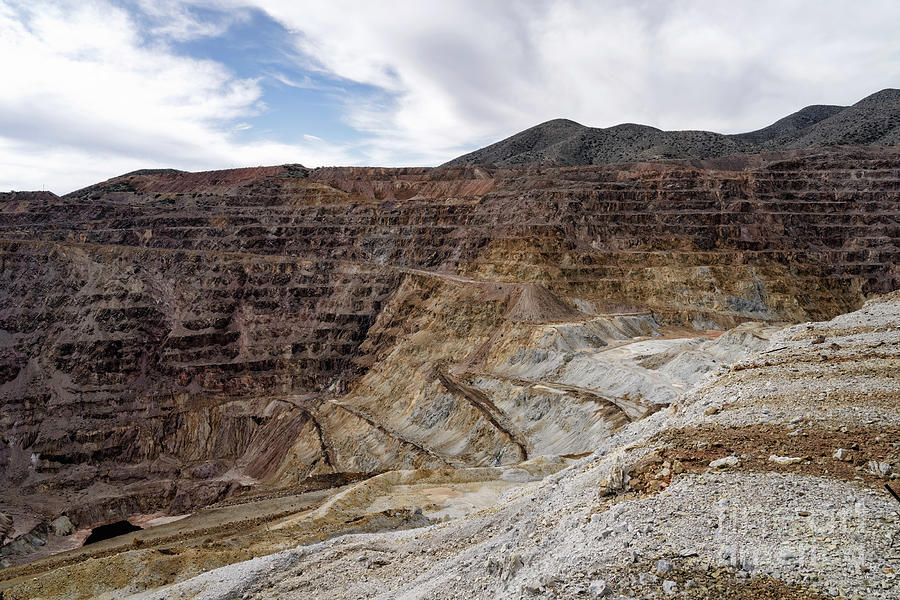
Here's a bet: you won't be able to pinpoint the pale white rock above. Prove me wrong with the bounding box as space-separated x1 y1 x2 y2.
588 579 611 597
709 456 740 468
50 516 73 537
867 461 891 477
769 455 807 466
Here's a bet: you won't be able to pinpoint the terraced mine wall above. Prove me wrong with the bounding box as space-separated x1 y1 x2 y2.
0 148 897 558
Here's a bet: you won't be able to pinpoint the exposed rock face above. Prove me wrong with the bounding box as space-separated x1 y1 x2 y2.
3 292 895 599
0 148 897 568
444 88 900 166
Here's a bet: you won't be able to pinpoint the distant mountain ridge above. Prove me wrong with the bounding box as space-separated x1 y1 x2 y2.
443 88 900 167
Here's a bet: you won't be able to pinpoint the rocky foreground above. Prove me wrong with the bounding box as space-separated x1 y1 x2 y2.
2 148 897 546
140 293 900 600
3 292 896 599
0 146 898 598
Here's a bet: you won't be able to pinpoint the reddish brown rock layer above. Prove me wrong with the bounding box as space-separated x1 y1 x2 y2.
0 147 897 558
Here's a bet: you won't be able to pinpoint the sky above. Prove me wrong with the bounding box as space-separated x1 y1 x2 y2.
1 0 899 194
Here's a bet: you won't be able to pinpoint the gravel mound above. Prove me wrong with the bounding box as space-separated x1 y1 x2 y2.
128 294 900 600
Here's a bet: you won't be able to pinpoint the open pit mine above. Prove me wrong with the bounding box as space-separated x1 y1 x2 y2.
0 91 899 599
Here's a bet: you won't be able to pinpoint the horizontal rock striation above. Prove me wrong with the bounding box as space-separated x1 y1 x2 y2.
0 147 897 564
5 292 894 599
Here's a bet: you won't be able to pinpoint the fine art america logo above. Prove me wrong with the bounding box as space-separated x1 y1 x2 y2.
715 486 900 574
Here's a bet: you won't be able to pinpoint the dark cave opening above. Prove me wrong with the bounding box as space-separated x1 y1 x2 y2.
83 520 143 545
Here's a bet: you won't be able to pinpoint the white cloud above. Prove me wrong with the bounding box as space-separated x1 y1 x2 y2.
2 0 899 192
135 0 248 41
0 0 355 193
269 71 342 92
245 0 900 160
